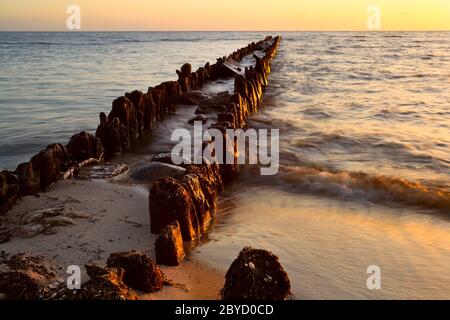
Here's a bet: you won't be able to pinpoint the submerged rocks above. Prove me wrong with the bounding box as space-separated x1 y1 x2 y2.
221 247 291 301
106 251 164 293
155 221 185 266
199 91 233 111
130 161 185 182
151 153 191 168
180 92 206 105
67 131 103 163
188 114 208 124
96 113 124 158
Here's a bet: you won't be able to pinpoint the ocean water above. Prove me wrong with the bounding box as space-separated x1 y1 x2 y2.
1 32 450 299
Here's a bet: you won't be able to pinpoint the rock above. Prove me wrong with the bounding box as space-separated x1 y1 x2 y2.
109 96 138 144
164 81 182 113
151 153 191 168
148 87 165 121
185 164 223 209
0 226 14 243
78 163 129 180
10 207 91 239
0 253 59 300
67 131 103 163
195 67 208 88
195 106 208 114
76 265 138 300
0 171 20 215
0 271 43 299
155 221 185 266
180 92 206 105
205 124 240 184
144 92 157 129
30 143 70 191
153 83 169 115
125 90 147 138
15 162 40 196
188 114 208 125
181 174 212 230
176 63 192 93
96 113 123 158
149 177 201 240
154 82 176 115
221 247 291 301
106 251 164 293
130 162 185 182
199 91 232 112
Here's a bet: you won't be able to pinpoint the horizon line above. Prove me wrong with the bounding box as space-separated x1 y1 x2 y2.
1 29 450 33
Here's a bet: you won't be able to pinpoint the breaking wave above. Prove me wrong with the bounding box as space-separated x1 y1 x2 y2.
277 165 450 212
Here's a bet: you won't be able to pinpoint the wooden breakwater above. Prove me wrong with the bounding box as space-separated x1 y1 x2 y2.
0 36 281 241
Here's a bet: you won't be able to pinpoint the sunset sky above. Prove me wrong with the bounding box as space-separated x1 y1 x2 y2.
0 0 449 31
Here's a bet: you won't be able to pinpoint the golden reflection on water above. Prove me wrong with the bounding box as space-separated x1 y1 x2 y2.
197 184 450 299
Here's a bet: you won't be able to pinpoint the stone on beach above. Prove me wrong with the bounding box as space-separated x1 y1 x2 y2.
30 143 71 191
188 114 208 124
106 250 164 293
0 253 59 300
221 247 291 301
66 265 138 300
0 171 20 215
83 265 138 300
180 92 206 105
155 221 185 266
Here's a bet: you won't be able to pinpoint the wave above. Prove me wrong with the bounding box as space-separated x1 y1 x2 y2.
278 165 450 212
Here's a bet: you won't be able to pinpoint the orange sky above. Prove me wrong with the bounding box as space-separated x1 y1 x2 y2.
0 0 449 31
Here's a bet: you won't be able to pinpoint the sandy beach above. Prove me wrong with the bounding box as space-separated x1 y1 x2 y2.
1 177 224 300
